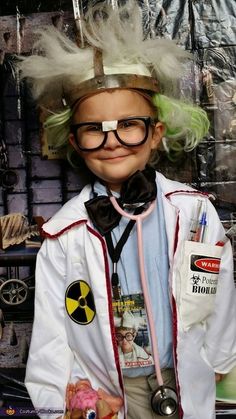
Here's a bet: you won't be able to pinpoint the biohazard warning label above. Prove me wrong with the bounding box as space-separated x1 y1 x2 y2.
187 254 221 295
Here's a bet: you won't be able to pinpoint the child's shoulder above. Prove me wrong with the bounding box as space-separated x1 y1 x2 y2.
41 183 92 238
156 171 213 213
156 171 201 196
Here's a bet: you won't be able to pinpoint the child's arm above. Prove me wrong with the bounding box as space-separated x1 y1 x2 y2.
203 204 236 374
25 237 74 419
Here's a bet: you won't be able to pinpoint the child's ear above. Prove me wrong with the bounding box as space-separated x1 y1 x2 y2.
69 133 81 155
151 122 165 150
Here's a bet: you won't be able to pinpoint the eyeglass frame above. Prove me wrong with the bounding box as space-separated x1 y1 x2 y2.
115 331 136 342
70 116 156 152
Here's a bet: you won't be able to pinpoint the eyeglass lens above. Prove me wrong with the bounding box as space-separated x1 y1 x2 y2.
116 332 134 342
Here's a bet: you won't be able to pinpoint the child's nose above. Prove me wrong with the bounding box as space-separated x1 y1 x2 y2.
103 130 121 149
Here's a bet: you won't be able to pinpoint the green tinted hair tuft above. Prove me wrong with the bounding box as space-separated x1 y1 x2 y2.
152 94 210 154
43 107 72 149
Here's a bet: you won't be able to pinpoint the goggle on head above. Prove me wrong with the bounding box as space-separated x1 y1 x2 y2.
63 49 159 108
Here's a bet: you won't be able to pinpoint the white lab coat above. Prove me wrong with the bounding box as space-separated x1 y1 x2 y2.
25 172 236 419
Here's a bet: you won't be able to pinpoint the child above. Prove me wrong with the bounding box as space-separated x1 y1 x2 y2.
18 2 236 419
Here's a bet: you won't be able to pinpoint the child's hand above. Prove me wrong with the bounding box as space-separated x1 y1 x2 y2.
66 383 77 409
96 399 116 419
97 388 123 413
215 373 226 383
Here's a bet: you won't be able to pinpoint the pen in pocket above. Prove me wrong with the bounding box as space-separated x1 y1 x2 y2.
189 199 204 241
189 199 207 243
193 210 207 243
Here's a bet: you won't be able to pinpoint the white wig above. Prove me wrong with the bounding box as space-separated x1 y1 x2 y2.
17 0 209 158
18 0 189 107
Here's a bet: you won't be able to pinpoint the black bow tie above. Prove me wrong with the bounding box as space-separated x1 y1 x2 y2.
84 166 157 235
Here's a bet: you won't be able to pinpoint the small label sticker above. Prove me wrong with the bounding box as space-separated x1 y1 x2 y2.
102 120 118 131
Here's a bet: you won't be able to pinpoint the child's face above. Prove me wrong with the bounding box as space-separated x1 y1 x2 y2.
115 327 136 353
70 89 164 191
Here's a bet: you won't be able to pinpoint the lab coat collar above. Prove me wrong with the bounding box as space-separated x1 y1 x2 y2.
41 172 203 238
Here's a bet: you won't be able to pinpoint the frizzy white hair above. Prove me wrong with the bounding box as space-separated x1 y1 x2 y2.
17 0 209 160
18 1 190 102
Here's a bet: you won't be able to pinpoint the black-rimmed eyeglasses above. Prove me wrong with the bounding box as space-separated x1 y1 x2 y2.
115 332 135 342
71 116 155 151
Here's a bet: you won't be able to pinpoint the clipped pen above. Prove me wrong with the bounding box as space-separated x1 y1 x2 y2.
193 210 207 243
189 199 204 241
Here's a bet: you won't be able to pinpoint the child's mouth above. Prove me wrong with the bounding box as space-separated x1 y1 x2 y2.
102 154 130 161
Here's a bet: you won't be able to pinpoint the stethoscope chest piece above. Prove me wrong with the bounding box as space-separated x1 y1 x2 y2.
151 386 178 417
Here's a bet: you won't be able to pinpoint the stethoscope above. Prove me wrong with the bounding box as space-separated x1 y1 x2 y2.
110 196 178 417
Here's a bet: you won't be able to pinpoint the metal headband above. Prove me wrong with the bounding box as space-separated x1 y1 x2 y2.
63 49 159 107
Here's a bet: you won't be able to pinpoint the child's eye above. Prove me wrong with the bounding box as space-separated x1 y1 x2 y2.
119 119 140 129
84 124 102 133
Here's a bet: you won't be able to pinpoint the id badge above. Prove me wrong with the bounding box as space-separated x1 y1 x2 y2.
112 293 155 369
177 241 223 330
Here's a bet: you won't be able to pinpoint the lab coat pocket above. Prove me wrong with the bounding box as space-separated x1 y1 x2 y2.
177 240 223 331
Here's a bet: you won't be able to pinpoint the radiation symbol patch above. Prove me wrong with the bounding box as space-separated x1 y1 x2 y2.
65 280 96 325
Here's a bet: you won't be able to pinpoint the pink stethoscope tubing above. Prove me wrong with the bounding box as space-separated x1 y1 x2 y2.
110 196 164 387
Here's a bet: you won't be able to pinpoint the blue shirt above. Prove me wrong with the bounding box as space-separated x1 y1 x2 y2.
93 180 173 377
